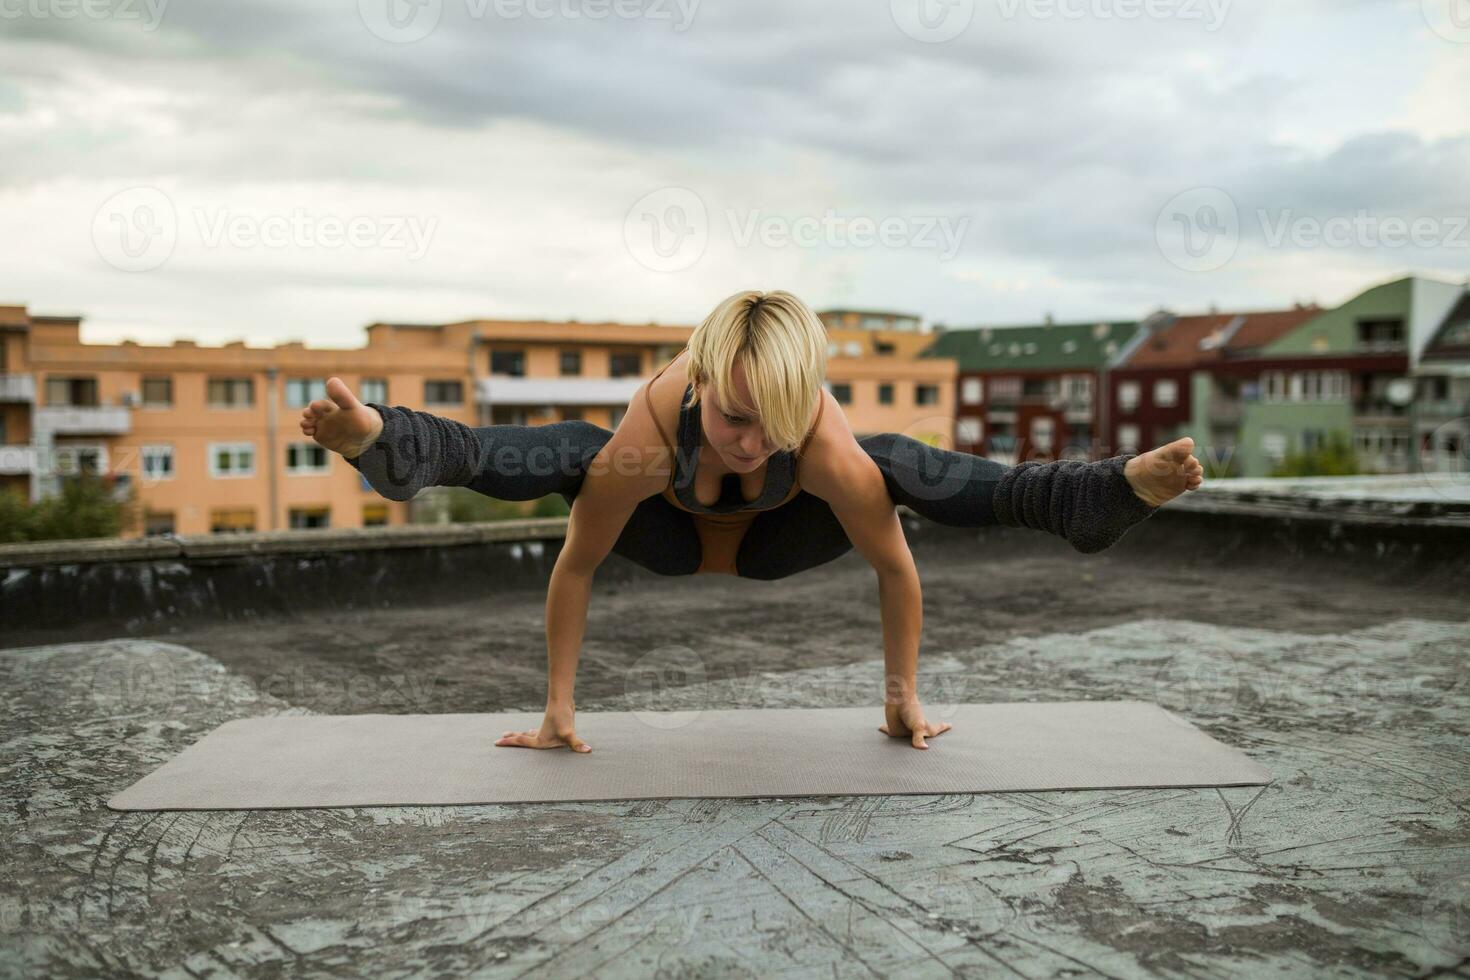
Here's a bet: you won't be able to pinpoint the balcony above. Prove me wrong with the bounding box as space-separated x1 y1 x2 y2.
476 376 645 406
0 444 36 475
0 373 35 402
33 405 132 435
1352 400 1411 424
1417 398 1470 420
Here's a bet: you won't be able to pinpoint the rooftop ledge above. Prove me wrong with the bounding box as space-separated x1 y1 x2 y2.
0 517 571 569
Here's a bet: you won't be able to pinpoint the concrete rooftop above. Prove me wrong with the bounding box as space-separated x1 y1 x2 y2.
2 521 1468 978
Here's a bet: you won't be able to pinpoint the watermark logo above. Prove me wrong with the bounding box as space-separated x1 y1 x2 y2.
360 0 699 42
891 0 975 42
625 187 708 273
726 208 969 261
358 0 443 43
994 0 1230 31
0 0 169 30
1156 186 1239 273
1420 873 1470 957
1422 0 1470 43
92 188 439 272
92 186 177 273
626 644 707 729
625 188 971 272
1418 417 1470 501
1158 186 1468 272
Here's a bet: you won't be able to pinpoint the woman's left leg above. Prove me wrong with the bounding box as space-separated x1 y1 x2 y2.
858 432 1157 554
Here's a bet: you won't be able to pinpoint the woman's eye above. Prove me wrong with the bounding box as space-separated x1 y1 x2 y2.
723 414 744 424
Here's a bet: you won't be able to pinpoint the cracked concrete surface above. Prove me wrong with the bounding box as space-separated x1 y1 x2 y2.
2 536 1468 978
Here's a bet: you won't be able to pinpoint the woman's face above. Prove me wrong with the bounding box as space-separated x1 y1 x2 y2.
698 359 776 470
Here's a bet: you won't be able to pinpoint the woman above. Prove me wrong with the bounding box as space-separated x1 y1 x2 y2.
301 290 1203 754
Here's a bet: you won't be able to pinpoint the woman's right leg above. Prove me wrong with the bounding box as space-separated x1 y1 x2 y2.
347 402 702 575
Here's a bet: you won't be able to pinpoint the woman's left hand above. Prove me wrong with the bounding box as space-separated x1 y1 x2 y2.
879 700 953 749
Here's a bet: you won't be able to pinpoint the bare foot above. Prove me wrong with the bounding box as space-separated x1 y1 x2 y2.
1124 436 1204 508
298 377 384 459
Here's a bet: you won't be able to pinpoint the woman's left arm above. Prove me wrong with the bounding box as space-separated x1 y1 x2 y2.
798 398 953 749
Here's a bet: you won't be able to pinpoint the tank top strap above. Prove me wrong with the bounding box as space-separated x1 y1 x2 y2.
642 347 687 456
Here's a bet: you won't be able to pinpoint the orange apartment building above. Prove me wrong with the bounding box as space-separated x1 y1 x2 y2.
0 305 956 538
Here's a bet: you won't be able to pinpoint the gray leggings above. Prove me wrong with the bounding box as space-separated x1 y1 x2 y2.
346 403 1157 580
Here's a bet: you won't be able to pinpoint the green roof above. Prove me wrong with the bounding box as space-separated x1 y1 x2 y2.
921 320 1142 371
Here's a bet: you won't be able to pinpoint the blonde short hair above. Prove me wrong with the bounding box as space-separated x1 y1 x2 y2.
683 290 829 454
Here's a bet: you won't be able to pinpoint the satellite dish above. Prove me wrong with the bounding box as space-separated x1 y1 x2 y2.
1386 378 1415 406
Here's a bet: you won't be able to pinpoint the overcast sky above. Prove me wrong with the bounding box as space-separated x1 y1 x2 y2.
1 0 1465 347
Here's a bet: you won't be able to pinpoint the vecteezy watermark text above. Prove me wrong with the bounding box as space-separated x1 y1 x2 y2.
624 187 971 272
92 187 438 272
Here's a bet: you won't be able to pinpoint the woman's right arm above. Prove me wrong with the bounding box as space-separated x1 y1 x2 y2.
497 382 673 752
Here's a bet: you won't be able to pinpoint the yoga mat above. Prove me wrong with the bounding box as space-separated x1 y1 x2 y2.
107 701 1272 811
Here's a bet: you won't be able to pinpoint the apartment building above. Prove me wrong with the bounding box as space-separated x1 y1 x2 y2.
0 306 957 538
816 309 956 446
918 318 1143 464
1405 287 1469 474
1227 276 1465 476
1104 305 1324 472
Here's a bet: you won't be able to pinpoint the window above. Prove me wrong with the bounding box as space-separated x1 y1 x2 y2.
1262 430 1288 463
609 406 626 429
1154 379 1178 407
424 380 463 406
609 352 642 378
144 511 175 536
1118 424 1140 453
207 377 254 407
875 341 895 356
560 351 582 376
962 378 983 404
210 508 255 533
284 378 327 408
289 507 330 529
141 377 172 407
359 378 388 404
363 503 389 527
208 442 255 478
1356 318 1405 351
830 383 852 405
1302 429 1327 452
916 384 938 406
286 442 329 474
1022 377 1053 399
561 408 583 421
957 417 983 444
1030 416 1055 453
1063 375 1093 404
878 383 894 405
491 405 530 425
141 444 174 481
988 377 1021 403
491 350 526 377
45 377 99 406
1118 381 1140 413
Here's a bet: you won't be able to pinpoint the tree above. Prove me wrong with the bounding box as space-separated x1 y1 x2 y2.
0 472 140 543
1269 431 1360 478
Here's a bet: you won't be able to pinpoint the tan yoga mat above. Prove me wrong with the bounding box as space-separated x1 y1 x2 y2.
107 701 1271 810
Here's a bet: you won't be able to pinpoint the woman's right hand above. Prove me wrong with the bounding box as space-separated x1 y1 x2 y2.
495 702 591 753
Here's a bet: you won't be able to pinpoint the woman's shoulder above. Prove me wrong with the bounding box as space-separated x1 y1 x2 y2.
795 387 848 470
